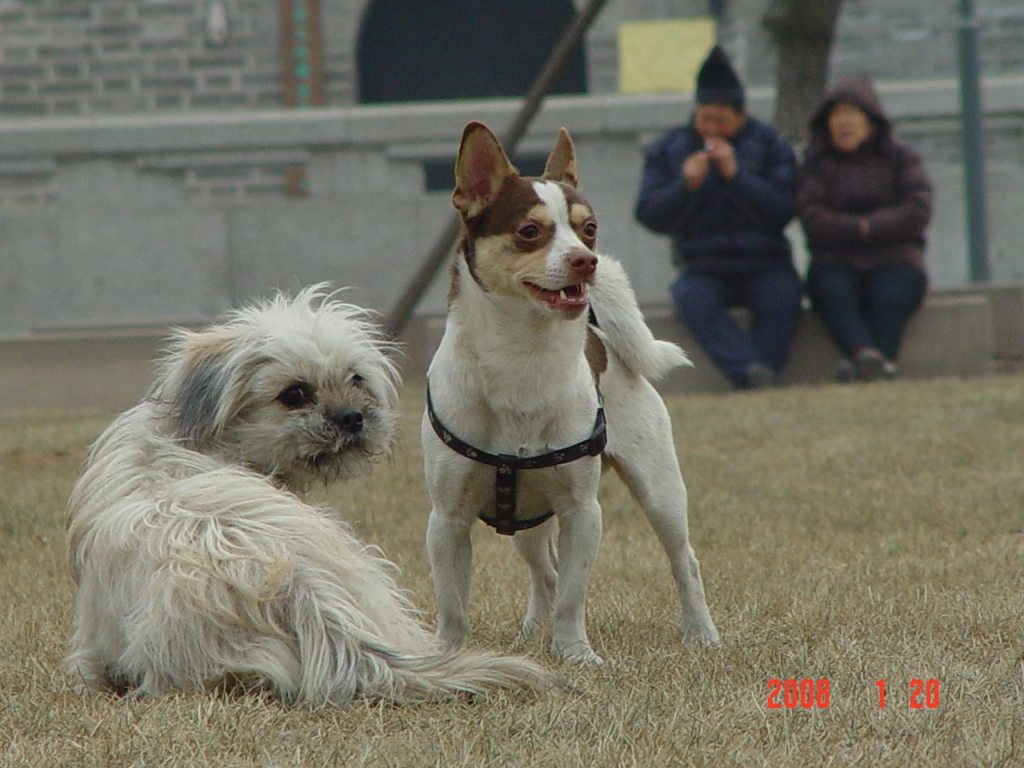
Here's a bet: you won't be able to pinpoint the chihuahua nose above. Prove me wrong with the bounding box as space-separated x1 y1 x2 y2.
567 250 598 278
331 408 364 434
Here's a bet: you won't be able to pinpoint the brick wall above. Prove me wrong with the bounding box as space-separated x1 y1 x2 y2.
830 0 1024 84
1 1 1021 118
525 1 1024 95
0 1 1020 205
685 0 1024 89
0 0 287 117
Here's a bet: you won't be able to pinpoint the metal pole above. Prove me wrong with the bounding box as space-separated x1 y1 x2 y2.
384 0 610 337
957 0 991 282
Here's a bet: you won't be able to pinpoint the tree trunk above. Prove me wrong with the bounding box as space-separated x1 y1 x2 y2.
762 0 844 149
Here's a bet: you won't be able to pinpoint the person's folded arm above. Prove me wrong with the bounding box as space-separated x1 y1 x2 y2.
634 150 699 234
797 170 864 247
863 146 933 243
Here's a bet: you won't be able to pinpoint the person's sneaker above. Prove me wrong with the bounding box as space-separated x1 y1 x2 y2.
854 347 885 382
743 362 776 390
836 360 856 383
882 361 899 380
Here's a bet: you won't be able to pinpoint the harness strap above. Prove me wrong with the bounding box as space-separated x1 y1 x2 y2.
426 384 607 536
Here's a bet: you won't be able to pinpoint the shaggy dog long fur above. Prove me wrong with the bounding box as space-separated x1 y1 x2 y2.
64 287 550 704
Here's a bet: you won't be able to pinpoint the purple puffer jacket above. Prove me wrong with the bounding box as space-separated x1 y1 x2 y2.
798 76 933 272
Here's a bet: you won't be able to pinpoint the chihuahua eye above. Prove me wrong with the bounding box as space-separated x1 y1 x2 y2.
581 220 597 239
277 383 315 410
517 223 540 240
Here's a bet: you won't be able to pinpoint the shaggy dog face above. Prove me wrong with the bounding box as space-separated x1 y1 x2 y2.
153 290 400 490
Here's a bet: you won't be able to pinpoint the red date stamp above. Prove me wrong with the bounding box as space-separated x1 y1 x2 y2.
767 679 831 708
767 679 941 709
876 679 941 708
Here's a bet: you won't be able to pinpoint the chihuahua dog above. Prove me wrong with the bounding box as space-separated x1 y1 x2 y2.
421 122 719 664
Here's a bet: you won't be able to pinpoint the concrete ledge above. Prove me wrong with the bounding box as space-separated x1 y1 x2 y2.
0 288 1006 411
1 75 1021 160
406 292 997 394
0 332 165 412
648 294 994 393
931 283 1024 359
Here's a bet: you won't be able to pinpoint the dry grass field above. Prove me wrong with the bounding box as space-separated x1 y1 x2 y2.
2 373 1023 767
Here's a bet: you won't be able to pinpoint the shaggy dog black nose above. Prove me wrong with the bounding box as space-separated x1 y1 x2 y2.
332 408 364 434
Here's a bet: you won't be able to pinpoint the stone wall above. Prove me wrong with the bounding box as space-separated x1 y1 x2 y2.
0 79 1022 337
0 0 283 116
830 0 1024 83
0 2 1021 338
619 0 1024 90
0 1 1021 116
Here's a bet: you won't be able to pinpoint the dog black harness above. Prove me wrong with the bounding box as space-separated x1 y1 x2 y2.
426 385 607 536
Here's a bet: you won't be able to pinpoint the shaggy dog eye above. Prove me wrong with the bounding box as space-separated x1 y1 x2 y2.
350 373 364 387
517 223 540 240
277 383 315 410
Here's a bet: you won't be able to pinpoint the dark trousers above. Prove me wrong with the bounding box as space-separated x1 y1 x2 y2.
671 263 803 387
806 262 927 361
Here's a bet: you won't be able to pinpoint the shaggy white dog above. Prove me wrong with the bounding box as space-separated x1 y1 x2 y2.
64 287 550 704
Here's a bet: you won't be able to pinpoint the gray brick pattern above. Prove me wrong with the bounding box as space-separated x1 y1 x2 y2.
0 0 362 200
1 1 1020 116
0 150 312 206
818 0 1019 86
0 0 1019 204
136 148 311 199
829 0 1024 84
586 0 1024 92
0 159 55 206
0 0 298 117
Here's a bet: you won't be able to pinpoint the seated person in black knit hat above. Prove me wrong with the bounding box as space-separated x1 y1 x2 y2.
634 45 802 390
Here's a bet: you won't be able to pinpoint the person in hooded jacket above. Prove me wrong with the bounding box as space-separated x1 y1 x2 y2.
798 75 933 382
635 45 801 390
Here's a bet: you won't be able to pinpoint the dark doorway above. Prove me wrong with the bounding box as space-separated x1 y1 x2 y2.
356 0 587 103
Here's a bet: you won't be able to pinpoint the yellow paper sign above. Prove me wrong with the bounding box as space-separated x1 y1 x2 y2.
618 18 717 95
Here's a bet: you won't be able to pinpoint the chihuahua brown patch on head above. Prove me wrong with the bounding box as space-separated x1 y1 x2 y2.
452 121 518 221
448 121 598 316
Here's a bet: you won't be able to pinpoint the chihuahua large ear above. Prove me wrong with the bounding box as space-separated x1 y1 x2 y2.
452 121 517 218
542 127 579 188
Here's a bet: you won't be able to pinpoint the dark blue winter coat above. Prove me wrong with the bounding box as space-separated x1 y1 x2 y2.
634 115 797 273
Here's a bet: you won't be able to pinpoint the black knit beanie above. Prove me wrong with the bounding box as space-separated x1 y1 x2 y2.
695 45 744 111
